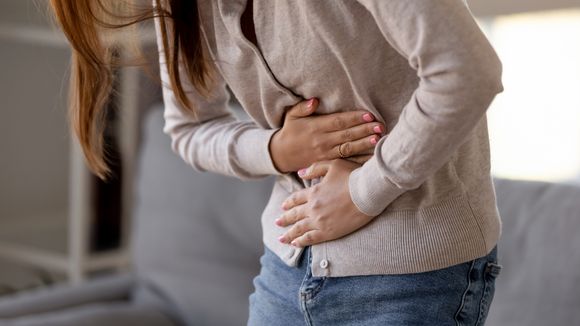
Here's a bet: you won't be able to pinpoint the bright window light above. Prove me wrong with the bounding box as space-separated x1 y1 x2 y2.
482 10 580 183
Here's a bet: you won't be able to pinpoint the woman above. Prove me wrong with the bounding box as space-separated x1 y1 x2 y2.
50 0 504 325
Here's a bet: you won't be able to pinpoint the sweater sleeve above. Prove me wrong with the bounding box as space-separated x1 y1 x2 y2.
349 0 504 216
154 15 284 180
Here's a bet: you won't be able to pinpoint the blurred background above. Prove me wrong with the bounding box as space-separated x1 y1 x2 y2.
0 0 579 324
0 0 161 293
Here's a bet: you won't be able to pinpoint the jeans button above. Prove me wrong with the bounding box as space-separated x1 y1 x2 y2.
319 259 329 269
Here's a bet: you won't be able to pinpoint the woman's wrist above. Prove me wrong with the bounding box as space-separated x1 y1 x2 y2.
269 128 291 174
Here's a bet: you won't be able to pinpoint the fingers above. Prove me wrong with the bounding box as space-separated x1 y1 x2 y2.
297 161 332 180
277 189 316 246
275 204 307 227
277 219 318 246
317 110 377 132
329 121 385 143
281 188 309 210
317 114 384 160
323 122 384 158
289 230 325 247
286 98 318 119
330 134 380 159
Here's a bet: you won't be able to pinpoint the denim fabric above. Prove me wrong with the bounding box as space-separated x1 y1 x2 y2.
248 245 501 326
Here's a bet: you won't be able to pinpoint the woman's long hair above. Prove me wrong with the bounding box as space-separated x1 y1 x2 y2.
49 0 213 180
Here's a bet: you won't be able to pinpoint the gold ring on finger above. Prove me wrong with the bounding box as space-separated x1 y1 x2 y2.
338 143 347 158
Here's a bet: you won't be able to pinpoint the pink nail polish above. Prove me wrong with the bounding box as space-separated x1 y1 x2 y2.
363 113 374 122
307 98 315 109
298 168 306 177
275 218 282 226
370 137 378 145
373 126 383 134
278 235 286 243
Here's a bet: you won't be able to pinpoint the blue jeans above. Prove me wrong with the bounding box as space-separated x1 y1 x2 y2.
248 245 502 326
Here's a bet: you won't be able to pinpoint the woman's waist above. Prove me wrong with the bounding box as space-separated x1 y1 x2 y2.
262 184 501 276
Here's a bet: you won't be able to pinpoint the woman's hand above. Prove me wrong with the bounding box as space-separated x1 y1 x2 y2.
274 159 376 247
269 98 385 173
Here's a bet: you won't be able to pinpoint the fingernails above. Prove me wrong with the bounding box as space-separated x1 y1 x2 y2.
370 136 378 145
298 168 307 177
373 125 383 134
278 235 287 243
290 240 298 247
307 98 316 109
275 218 283 226
281 202 287 210
362 113 374 122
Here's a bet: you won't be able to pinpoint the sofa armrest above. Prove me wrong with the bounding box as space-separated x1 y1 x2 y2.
0 274 134 318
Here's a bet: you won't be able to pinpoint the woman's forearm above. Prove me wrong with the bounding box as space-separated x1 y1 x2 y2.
348 0 503 216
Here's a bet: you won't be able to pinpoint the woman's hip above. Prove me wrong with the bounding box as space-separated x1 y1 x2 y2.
248 244 501 326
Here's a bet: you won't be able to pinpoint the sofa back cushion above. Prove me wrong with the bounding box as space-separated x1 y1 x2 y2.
132 107 274 326
489 177 580 326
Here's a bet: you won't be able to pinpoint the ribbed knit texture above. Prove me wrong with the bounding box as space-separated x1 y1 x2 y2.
155 0 504 276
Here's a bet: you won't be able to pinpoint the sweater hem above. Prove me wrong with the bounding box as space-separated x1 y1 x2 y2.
262 184 501 277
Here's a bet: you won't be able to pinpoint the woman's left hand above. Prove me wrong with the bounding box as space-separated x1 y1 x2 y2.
275 159 376 247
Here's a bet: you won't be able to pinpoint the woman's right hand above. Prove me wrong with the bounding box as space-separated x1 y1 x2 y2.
269 98 386 173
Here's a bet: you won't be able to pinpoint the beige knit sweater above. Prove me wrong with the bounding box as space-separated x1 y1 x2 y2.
155 0 504 277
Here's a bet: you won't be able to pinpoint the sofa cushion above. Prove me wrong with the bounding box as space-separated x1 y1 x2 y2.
488 177 580 326
1 302 175 326
131 107 275 326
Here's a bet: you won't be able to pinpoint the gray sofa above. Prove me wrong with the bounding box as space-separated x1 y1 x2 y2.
0 107 579 326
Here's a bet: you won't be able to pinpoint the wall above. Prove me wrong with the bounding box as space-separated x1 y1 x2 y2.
0 2 70 220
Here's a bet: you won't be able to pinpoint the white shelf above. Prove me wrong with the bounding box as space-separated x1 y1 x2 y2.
0 211 129 276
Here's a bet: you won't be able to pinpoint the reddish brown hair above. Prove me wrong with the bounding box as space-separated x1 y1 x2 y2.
49 0 214 179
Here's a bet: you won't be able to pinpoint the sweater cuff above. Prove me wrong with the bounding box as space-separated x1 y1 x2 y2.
348 158 406 217
236 127 285 177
